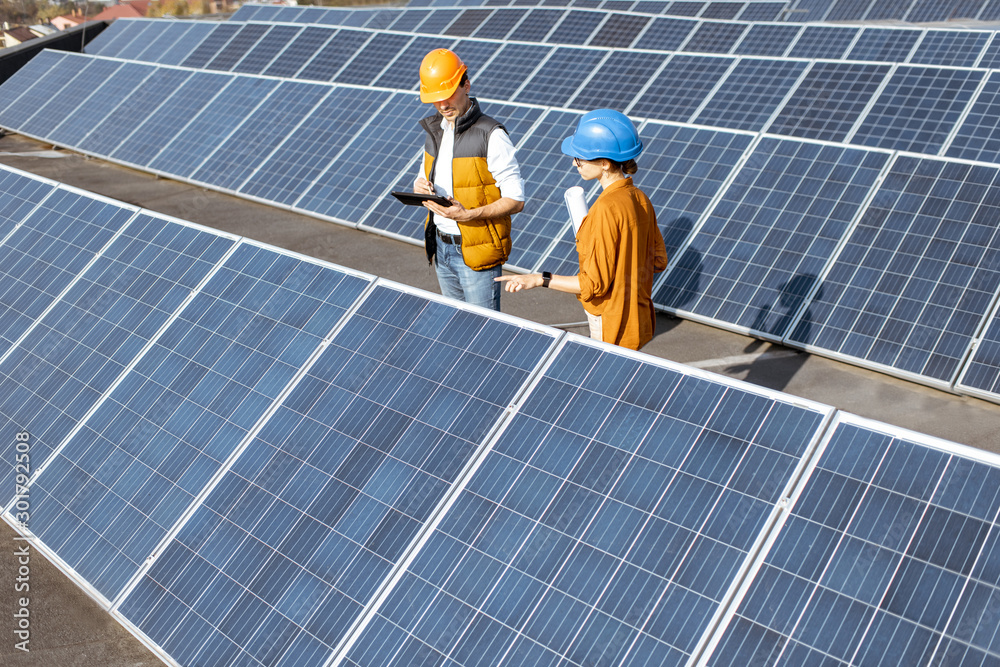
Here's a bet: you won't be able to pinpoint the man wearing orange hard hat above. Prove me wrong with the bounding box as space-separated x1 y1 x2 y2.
414 48 524 312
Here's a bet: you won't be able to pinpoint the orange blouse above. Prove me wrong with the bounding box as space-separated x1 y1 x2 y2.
576 177 668 350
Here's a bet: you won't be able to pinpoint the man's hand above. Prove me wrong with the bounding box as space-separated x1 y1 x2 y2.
414 177 435 195
424 197 472 222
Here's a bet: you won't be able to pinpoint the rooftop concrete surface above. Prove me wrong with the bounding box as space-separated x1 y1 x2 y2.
1 130 1000 665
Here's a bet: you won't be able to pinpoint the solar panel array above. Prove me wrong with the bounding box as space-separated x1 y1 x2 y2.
5 161 1000 666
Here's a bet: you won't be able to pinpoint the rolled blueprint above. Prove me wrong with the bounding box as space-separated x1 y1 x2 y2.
564 186 588 236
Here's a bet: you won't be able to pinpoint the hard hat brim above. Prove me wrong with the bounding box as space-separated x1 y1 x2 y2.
561 134 643 162
420 81 462 104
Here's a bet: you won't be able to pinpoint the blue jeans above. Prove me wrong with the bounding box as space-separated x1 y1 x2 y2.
435 239 501 311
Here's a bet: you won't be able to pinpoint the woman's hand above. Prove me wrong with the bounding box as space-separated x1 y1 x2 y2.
495 274 544 292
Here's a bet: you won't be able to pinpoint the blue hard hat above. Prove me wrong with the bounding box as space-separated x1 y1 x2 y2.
560 109 643 162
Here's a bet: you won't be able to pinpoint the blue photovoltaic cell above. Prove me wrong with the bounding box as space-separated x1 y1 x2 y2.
789 156 1000 383
155 22 216 67
415 8 463 33
231 25 304 75
262 26 337 79
180 23 242 69
119 286 555 667
47 62 155 150
93 19 156 58
865 0 914 20
295 93 428 223
82 18 137 57
666 1 705 16
851 67 983 155
701 2 743 18
148 77 279 179
909 30 990 67
111 71 232 168
445 8 493 36
632 17 697 51
510 8 565 41
240 87 392 207
0 54 94 132
132 22 198 66
976 35 1000 70
474 43 553 102
114 21 169 62
780 0 830 21
228 4 258 20
847 28 921 62
0 214 234 481
374 36 456 91
472 8 527 39
655 140 889 339
948 74 1000 174
568 50 668 112
682 21 747 54
709 418 1000 667
629 55 735 124
785 25 858 60
248 4 284 21
960 310 1000 397
335 33 415 87
735 2 785 20
588 13 650 48
826 0 875 20
191 81 329 193
980 0 1000 20
768 63 890 143
450 39 503 77
546 10 606 44
0 50 69 122
0 166 55 233
359 103 544 245
387 8 432 31
541 124 753 278
19 57 124 140
694 59 808 132
731 24 801 57
906 0 957 21
0 188 135 358
26 245 372 601
515 47 606 107
344 339 830 667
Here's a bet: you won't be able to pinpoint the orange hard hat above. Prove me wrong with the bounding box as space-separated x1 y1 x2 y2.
419 49 467 103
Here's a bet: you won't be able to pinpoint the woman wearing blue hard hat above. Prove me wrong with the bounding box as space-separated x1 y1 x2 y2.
497 110 667 350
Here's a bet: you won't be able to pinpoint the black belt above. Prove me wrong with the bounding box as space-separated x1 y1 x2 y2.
437 230 461 245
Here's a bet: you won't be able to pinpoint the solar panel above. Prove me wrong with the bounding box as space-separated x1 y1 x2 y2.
0 187 136 359
847 28 922 62
387 8 433 31
785 25 859 60
415 7 463 33
701 1 744 18
731 23 801 57
849 67 984 155
472 8 527 39
374 36 456 91
515 47 607 107
683 20 747 54
114 21 173 62
334 33 414 87
0 165 56 234
588 12 650 48
655 139 890 339
82 17 139 57
357 102 543 244
445 7 494 35
706 413 1000 667
906 0 958 21
569 50 668 112
509 8 565 41
293 93 428 224
20 57 124 143
0 50 69 122
787 156 1000 386
667 1 707 16
239 87 393 208
632 16 696 51
980 0 1000 20
25 243 372 602
693 59 808 132
0 54 91 133
190 80 330 193
865 0 915 19
909 30 990 67
180 23 242 70
540 123 754 278
156 22 217 67
973 34 1000 70
118 284 557 667
111 71 234 168
228 3 258 20
735 2 786 20
147 76 280 179
474 43 554 101
0 212 236 482
767 63 890 143
946 74 1000 165
46 62 156 150
262 26 337 79
546 9 607 44
450 38 504 76
629 55 735 124
231 24 305 75
826 0 875 20
341 337 832 667
132 22 200 66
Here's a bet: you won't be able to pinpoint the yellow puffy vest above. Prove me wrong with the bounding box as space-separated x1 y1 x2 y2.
420 99 512 271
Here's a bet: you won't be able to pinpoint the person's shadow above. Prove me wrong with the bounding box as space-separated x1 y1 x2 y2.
731 274 822 391
654 216 703 312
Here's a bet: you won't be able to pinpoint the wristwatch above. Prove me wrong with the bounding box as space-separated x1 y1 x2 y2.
541 271 551 288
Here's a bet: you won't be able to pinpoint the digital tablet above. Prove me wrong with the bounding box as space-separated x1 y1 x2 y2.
391 191 453 207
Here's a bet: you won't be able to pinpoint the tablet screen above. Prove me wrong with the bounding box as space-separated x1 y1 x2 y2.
391 191 453 207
